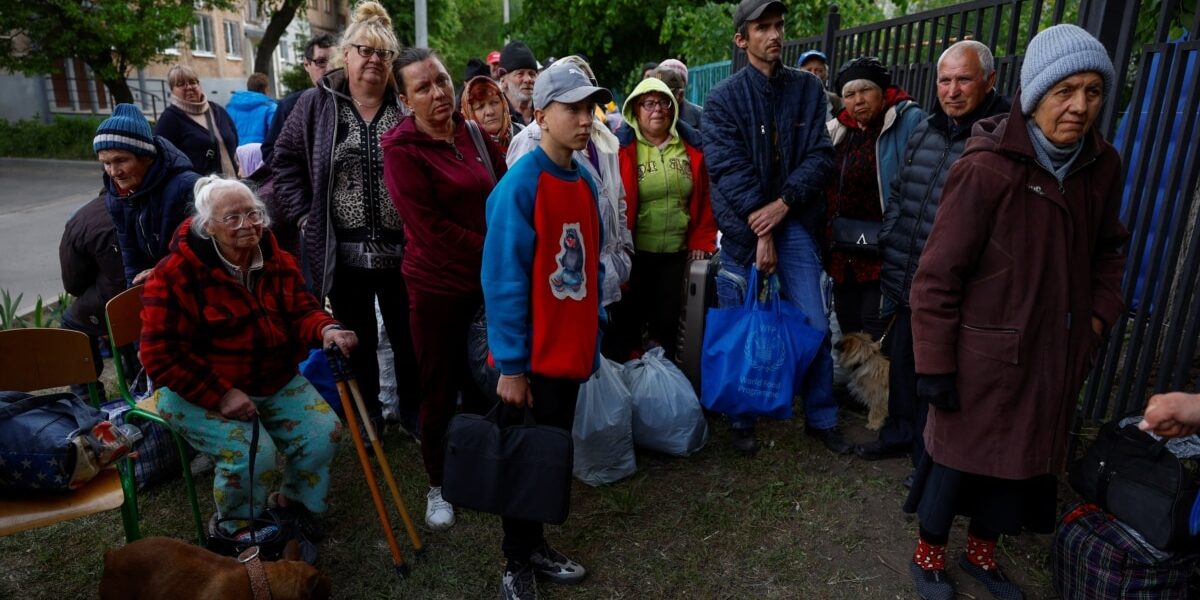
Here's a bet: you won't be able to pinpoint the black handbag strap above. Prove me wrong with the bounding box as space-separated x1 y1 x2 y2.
465 120 497 184
247 414 260 544
202 110 219 174
0 391 79 420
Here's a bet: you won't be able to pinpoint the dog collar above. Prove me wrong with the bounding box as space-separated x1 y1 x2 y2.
238 546 273 600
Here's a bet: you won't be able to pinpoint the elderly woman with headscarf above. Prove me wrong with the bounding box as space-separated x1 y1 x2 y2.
903 25 1128 600
94 103 199 286
461 75 523 155
381 48 508 532
606 75 717 361
507 55 634 315
155 64 239 177
272 0 420 437
140 175 358 541
824 57 924 339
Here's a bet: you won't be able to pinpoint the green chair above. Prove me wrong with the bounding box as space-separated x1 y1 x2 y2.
0 328 140 542
105 285 206 545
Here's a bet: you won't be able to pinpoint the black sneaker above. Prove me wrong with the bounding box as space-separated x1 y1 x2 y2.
268 494 324 543
528 542 587 584
730 427 760 455
501 561 538 600
805 424 852 455
957 553 1024 600
909 560 955 600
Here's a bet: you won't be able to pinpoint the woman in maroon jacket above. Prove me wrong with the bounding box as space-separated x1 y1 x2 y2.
382 48 506 533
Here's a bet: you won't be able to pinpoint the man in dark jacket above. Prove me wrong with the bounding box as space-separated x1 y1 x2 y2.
702 0 842 455
94 104 199 285
260 34 335 165
59 192 128 399
856 41 1010 464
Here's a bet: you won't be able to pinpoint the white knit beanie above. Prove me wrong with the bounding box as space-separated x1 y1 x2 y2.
1019 24 1115 114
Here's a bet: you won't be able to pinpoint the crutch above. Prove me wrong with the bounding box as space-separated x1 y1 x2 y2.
324 345 410 576
343 371 424 553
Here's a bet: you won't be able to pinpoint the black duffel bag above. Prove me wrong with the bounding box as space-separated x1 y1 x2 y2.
1068 419 1200 551
442 403 573 525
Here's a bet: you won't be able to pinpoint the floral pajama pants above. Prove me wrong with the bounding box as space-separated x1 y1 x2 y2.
157 375 342 532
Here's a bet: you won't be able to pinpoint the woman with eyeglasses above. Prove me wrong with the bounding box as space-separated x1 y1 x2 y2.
140 175 357 544
154 64 240 177
272 0 421 438
608 76 717 361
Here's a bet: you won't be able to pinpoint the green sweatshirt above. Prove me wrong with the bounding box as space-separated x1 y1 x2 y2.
624 78 693 253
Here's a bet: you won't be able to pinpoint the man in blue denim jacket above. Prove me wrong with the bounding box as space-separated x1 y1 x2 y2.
702 0 844 455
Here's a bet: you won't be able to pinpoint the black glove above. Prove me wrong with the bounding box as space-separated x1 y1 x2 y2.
917 373 960 412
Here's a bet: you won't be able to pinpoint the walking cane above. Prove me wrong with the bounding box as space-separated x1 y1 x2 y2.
324 345 409 576
343 375 424 553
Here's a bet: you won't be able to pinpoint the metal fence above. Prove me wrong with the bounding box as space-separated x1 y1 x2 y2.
717 0 1200 426
685 60 730 107
42 71 170 122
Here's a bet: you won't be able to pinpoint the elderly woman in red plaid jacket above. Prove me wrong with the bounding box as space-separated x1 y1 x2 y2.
140 175 358 541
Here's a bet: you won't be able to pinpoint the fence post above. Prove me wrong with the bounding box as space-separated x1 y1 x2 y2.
822 4 842 72
37 75 52 124
1078 0 1142 137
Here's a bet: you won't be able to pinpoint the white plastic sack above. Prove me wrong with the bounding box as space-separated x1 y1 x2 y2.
572 358 637 486
376 299 400 421
623 347 709 456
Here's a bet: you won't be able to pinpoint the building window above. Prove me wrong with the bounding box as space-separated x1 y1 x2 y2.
191 14 214 55
224 21 242 58
324 0 332 13
245 0 261 21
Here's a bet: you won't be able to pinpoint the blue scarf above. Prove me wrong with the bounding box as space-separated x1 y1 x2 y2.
1026 120 1084 183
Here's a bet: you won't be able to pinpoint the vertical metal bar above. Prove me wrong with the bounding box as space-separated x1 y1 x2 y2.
823 4 841 67
37 75 52 124
988 5 1003 52
1053 0 1068 23
1029 0 1045 42
1114 44 1186 412
1006 1 1023 64
1155 0 1179 44
1082 46 1167 421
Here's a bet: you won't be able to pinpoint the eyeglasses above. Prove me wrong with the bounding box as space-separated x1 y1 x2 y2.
219 209 265 228
350 43 395 62
174 79 200 89
638 99 673 113
307 57 330 67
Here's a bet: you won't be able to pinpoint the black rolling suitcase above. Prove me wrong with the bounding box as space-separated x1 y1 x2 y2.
675 257 718 393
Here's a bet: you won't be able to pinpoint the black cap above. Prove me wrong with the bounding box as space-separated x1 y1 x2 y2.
734 0 786 32
463 57 490 82
836 56 891 93
500 41 538 73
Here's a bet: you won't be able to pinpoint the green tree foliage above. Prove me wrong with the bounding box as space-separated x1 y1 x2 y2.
0 0 233 105
378 0 505 89
279 60 314 95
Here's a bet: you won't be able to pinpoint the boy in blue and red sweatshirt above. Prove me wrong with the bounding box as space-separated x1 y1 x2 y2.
481 63 611 600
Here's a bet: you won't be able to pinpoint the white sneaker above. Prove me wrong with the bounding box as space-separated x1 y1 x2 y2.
425 486 455 530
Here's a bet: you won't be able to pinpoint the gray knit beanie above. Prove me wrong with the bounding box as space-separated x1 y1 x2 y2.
1019 24 1115 114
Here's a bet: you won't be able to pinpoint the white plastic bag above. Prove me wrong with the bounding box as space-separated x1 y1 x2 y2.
623 347 709 456
376 299 399 421
572 358 637 486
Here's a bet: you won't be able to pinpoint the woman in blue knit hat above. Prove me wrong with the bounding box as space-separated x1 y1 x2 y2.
902 24 1129 600
94 103 200 285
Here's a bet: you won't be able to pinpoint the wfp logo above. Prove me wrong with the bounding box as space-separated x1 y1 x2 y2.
744 322 785 373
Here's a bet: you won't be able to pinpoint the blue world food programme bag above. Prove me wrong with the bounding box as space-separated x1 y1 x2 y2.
700 269 824 419
299 348 343 417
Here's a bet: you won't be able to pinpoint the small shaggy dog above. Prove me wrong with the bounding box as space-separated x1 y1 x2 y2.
834 332 890 430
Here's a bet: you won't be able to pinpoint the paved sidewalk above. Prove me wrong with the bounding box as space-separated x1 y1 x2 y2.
0 158 102 315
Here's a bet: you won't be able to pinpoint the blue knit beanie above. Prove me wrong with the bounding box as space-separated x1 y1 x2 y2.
1019 24 1115 114
93 103 156 157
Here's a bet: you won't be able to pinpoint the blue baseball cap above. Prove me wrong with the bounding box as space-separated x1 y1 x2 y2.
796 50 828 68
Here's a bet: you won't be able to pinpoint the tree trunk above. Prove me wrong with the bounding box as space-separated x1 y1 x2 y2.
255 0 305 75
101 75 135 106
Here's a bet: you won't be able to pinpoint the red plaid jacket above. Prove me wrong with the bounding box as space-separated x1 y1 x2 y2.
140 218 338 410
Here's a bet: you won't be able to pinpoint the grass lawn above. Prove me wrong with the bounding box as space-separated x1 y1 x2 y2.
0 403 1061 599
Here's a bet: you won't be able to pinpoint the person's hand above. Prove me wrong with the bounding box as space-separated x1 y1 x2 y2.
917 374 960 411
1092 316 1104 337
132 269 154 285
323 326 358 356
688 249 707 261
1139 392 1200 438
748 198 789 237
755 235 777 274
496 373 533 408
218 388 257 421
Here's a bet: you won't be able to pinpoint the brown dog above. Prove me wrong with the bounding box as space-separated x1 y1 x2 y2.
98 537 331 600
834 332 890 430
